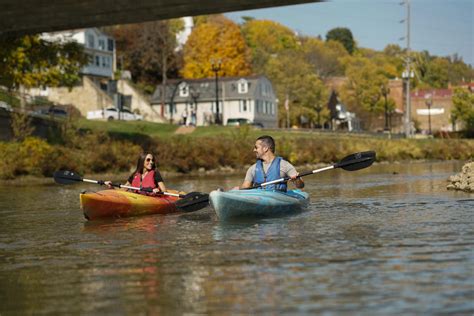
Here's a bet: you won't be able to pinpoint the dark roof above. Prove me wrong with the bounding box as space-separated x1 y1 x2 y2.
151 75 274 104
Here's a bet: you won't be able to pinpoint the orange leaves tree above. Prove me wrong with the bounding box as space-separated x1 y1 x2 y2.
181 16 251 79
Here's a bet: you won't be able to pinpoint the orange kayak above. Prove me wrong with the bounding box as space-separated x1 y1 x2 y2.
80 189 181 220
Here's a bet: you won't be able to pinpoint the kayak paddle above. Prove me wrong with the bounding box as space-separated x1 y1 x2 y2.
53 170 209 212
256 150 376 188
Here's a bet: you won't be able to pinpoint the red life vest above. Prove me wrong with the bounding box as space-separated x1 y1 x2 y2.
130 170 157 190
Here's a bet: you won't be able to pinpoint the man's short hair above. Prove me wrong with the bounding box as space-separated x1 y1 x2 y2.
257 135 275 153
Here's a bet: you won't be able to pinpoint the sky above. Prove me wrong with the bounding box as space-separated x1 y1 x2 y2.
226 0 473 66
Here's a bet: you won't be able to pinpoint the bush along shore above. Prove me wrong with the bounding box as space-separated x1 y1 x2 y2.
0 123 473 180
447 161 474 192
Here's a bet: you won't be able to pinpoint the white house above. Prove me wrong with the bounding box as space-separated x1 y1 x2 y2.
151 76 278 128
28 29 165 122
41 28 116 79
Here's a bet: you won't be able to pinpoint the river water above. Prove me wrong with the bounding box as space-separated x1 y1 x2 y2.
0 161 473 314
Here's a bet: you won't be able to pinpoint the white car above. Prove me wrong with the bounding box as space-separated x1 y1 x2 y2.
0 101 12 112
87 108 143 121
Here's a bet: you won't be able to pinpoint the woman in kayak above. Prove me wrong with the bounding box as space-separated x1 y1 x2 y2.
106 152 166 194
234 135 304 191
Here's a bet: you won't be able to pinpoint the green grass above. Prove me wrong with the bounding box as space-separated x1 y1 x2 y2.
76 118 178 138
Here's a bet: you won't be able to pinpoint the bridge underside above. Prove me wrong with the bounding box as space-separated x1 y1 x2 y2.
0 0 322 37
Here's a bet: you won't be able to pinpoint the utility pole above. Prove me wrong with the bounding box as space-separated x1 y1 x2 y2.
402 0 413 138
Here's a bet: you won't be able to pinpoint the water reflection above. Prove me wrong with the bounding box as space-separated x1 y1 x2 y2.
0 161 473 314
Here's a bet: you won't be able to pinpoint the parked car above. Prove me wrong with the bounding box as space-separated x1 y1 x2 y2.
226 118 250 126
34 106 68 118
226 118 263 128
87 108 143 121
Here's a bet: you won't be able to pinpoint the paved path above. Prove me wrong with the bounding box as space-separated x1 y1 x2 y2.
174 126 196 134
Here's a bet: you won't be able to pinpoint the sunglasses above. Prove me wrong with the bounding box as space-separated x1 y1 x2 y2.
146 158 154 162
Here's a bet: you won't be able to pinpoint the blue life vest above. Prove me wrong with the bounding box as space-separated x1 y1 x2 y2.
254 157 287 192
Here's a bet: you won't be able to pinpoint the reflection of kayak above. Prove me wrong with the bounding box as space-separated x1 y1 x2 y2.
80 190 180 220
209 189 309 221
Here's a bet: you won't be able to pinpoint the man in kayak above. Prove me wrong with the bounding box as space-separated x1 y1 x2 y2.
105 152 166 194
234 135 304 191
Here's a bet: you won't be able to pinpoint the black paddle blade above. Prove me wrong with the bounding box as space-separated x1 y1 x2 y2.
175 192 210 212
53 170 83 185
335 151 376 171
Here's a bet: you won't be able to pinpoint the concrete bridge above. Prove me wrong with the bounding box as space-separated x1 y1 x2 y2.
0 0 322 37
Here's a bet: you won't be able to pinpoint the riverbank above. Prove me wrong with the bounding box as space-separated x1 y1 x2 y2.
1 119 473 180
1 159 469 187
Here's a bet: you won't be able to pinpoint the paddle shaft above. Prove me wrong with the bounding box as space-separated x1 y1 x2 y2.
258 155 374 188
258 165 334 187
81 178 182 197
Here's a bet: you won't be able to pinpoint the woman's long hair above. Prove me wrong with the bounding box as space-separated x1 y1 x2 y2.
129 152 156 179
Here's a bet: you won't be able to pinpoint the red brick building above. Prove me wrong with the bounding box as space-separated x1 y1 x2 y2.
410 89 455 133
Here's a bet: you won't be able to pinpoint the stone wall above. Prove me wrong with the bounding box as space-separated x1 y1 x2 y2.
29 76 114 117
117 80 165 123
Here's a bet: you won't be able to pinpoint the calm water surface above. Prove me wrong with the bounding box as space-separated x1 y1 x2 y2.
0 161 473 314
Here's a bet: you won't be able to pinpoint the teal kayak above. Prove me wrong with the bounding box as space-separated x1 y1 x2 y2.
209 189 309 221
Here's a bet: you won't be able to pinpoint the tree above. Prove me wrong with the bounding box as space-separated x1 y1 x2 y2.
339 56 390 129
241 19 298 74
181 15 251 78
301 37 347 79
265 50 329 127
105 19 183 88
424 57 450 88
0 34 87 91
447 54 474 85
326 27 356 54
451 87 474 135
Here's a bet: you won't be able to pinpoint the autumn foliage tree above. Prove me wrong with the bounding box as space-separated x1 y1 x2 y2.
265 50 329 127
181 15 251 79
301 37 348 79
241 19 299 74
451 87 474 135
339 55 394 129
0 35 87 91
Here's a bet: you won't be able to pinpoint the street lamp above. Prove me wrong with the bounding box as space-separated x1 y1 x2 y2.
190 88 200 126
380 84 391 132
424 92 433 135
211 59 222 125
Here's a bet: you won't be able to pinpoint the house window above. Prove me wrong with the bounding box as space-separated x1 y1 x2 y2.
98 39 105 50
95 55 100 66
102 56 107 67
108 39 114 51
239 100 247 112
166 104 177 114
238 79 248 94
88 34 95 48
271 102 275 115
179 83 189 97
